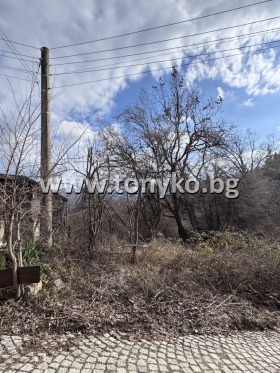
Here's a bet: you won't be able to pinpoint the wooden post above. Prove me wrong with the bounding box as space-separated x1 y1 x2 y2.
40 47 52 248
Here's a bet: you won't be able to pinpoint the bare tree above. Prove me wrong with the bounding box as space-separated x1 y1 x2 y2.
0 75 88 297
0 78 41 298
199 130 277 232
102 125 150 261
216 130 275 178
109 68 231 241
66 135 113 258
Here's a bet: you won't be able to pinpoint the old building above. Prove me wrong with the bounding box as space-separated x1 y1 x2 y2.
0 173 67 247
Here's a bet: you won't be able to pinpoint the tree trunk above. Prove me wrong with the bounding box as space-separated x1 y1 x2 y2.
172 194 190 242
88 195 95 259
16 217 25 297
132 191 142 263
6 216 20 298
174 212 189 242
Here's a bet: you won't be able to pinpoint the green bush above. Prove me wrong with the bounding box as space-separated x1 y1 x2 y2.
23 239 43 266
0 251 5 269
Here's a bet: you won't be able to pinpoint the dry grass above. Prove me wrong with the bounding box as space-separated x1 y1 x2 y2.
1 232 280 338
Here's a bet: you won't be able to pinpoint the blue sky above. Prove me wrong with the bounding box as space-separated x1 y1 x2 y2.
0 0 279 145
108 70 279 139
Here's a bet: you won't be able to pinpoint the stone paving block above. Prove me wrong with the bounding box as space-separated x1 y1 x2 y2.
0 332 280 373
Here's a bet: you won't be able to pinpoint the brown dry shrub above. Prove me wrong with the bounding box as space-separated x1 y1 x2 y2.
1 232 280 336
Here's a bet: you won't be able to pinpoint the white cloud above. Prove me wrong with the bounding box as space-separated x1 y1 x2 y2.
186 49 280 96
243 98 254 107
56 120 96 141
217 86 225 100
0 0 279 125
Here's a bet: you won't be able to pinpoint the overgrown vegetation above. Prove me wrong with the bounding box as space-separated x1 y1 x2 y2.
0 251 5 270
22 240 44 266
1 232 279 337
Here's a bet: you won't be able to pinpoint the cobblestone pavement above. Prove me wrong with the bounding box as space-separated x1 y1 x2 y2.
0 331 280 372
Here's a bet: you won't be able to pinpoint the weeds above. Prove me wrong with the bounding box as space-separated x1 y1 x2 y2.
23 240 44 266
0 251 5 269
1 232 279 336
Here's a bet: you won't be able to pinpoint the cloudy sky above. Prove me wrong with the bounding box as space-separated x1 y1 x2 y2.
0 0 280 142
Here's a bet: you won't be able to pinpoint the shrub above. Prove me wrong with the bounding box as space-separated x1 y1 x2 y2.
0 251 5 269
186 232 280 305
23 240 44 266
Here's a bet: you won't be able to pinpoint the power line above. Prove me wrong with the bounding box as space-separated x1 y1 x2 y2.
55 29 280 66
0 53 38 64
0 36 38 50
0 27 38 81
50 16 280 59
50 0 273 49
52 38 280 76
52 43 280 89
0 48 38 59
0 63 30 73
51 26 280 66
0 72 32 81
52 39 280 76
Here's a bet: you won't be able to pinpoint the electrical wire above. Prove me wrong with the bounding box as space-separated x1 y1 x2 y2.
52 39 280 76
50 16 280 59
0 53 38 64
0 27 38 82
0 64 30 73
52 43 280 88
0 1 277 89
0 36 38 50
0 72 32 81
0 48 38 59
51 26 280 66
50 0 272 49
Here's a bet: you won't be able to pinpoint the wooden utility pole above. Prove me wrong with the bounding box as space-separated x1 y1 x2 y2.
40 47 52 248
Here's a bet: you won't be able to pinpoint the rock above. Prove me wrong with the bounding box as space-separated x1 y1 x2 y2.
26 281 42 296
54 278 65 291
